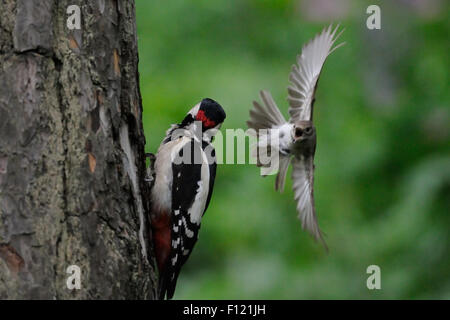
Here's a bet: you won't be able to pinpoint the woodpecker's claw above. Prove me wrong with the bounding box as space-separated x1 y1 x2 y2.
145 153 156 184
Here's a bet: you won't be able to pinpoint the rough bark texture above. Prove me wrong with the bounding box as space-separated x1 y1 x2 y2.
0 0 157 299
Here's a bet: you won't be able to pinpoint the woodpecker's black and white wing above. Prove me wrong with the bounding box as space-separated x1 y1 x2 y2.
291 156 327 250
288 24 344 122
161 139 216 300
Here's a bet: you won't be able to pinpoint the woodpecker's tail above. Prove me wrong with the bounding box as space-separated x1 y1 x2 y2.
158 266 179 300
158 272 167 300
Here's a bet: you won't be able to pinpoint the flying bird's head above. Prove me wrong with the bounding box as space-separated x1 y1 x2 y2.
186 98 226 132
293 120 315 142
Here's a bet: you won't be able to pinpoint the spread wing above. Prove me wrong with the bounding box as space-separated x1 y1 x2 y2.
247 91 288 182
291 156 327 250
288 24 344 122
247 90 286 131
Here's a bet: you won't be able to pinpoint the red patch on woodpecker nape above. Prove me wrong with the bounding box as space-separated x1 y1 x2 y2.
151 210 171 273
196 109 216 129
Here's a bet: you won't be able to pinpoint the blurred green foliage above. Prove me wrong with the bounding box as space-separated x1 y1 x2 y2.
136 0 449 299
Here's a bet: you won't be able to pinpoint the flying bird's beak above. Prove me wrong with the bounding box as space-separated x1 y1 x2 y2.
292 127 303 142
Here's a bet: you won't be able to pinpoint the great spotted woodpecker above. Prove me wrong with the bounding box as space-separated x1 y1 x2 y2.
150 98 226 299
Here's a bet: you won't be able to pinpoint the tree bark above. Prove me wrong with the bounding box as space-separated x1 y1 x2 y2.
0 0 157 299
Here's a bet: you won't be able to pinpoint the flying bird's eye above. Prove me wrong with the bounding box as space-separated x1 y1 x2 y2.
295 128 303 137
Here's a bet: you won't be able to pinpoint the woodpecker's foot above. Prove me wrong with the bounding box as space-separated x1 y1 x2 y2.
145 153 156 184
146 152 156 164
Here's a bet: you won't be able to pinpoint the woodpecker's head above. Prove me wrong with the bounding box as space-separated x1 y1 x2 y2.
163 98 226 145
185 98 226 131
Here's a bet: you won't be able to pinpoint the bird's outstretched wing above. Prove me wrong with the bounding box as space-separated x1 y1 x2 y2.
288 24 344 122
291 156 327 250
247 90 286 131
247 90 289 187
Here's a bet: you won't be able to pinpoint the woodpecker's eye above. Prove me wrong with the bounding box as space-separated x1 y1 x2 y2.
295 128 303 137
305 127 312 134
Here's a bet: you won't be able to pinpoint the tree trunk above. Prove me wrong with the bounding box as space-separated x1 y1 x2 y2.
0 0 157 299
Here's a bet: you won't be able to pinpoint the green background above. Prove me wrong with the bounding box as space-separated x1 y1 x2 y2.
136 0 449 299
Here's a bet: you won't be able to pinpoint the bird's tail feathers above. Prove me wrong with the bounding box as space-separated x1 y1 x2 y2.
165 276 177 300
158 269 168 300
275 155 290 192
157 264 178 300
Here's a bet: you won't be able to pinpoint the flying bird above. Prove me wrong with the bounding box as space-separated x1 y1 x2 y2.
247 24 345 249
151 98 226 299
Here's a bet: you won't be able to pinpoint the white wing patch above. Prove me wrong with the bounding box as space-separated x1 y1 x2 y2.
171 253 178 266
182 216 195 238
169 136 192 163
187 149 210 224
288 24 345 122
172 238 180 248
